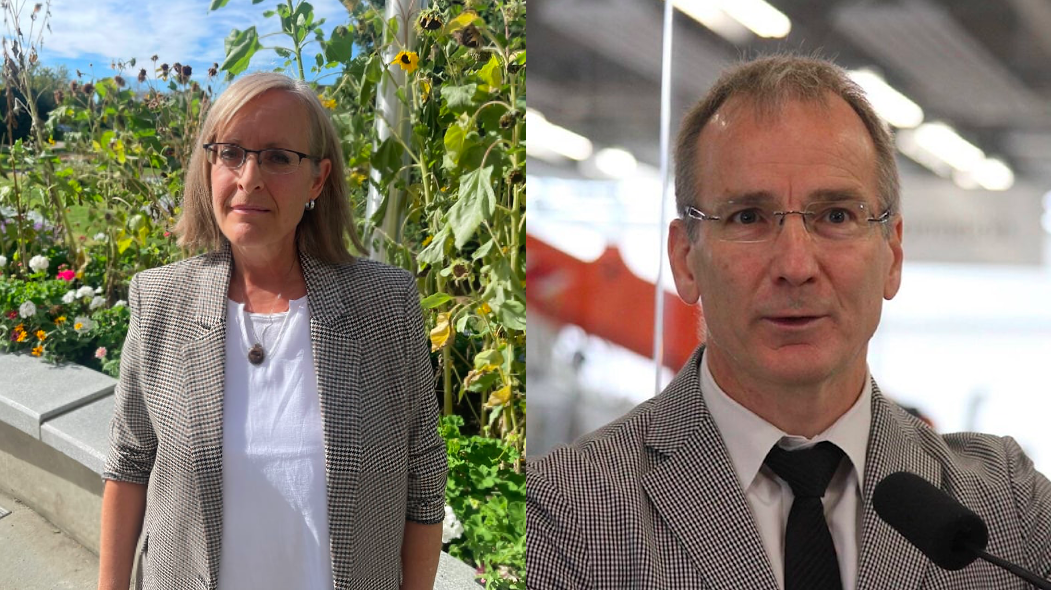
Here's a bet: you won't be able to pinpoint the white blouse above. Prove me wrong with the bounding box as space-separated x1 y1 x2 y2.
218 296 334 590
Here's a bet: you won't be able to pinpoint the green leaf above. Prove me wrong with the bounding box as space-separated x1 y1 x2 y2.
418 225 450 267
252 0 266 3
324 25 354 63
209 0 230 10
117 238 133 254
370 137 403 177
497 299 526 330
478 55 502 88
262 9 275 17
474 348 504 369
420 292 452 309
472 238 495 260
447 166 496 250
221 26 260 77
443 124 467 168
440 83 477 111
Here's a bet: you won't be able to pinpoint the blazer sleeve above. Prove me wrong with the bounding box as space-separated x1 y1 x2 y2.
401 276 448 524
526 459 590 589
102 273 157 484
1005 436 1051 577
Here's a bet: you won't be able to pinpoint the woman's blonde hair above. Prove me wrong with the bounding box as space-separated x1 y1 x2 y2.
174 72 365 262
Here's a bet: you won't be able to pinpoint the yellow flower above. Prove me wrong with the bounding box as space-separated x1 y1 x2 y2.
14 323 24 333
421 79 432 102
16 331 28 343
350 172 367 185
319 96 336 109
48 135 55 145
31 345 44 356
391 51 419 73
73 322 83 331
477 302 491 315
421 235 433 247
55 316 66 325
35 330 46 341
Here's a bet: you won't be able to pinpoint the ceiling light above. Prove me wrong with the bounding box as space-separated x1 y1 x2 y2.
525 109 593 162
671 0 790 41
592 148 638 178
848 69 924 129
910 122 985 172
972 157 1014 191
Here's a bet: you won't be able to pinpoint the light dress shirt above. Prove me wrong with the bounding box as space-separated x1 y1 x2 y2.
700 352 872 590
219 295 334 590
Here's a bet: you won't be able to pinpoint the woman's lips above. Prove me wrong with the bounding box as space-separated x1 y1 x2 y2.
231 205 269 214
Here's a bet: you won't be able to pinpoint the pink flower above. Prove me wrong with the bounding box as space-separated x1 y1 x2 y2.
94 346 107 359
56 269 75 282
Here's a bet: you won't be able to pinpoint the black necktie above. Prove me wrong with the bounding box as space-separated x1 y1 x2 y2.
763 441 846 590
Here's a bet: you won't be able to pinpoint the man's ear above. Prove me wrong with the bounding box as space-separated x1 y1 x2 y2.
668 218 701 304
883 215 904 301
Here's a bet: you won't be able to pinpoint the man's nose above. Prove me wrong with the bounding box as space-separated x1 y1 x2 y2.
770 213 819 286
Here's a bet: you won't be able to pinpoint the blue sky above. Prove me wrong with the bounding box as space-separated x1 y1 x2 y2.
36 0 350 85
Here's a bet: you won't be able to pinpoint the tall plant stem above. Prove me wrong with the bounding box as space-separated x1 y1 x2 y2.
288 0 307 80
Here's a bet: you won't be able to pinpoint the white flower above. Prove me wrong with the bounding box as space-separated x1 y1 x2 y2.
0 255 6 267
441 505 464 544
73 315 94 334
95 286 103 294
28 255 49 273
89 296 106 310
18 300 36 318
112 299 126 308
93 232 106 241
76 286 95 298
62 290 77 304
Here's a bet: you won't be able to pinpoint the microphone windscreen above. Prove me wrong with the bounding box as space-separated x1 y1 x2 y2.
873 472 989 571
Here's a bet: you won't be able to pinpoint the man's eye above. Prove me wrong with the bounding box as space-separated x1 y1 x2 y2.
727 208 764 225
820 207 855 224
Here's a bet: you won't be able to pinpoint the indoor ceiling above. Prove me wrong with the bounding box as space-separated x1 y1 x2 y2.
529 0 1051 190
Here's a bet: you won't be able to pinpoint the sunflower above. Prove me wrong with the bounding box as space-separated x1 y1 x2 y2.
391 51 419 73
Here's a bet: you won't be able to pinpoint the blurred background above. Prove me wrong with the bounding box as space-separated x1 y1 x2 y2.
526 0 1051 473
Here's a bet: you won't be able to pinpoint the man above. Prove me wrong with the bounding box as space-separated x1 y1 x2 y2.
526 55 1051 589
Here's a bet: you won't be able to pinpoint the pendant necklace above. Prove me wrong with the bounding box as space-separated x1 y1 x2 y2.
241 258 297 365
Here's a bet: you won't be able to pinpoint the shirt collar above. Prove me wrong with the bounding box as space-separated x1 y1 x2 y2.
700 351 872 493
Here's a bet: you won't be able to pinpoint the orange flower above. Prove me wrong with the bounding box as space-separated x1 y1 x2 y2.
16 331 28 342
35 330 46 341
54 316 66 325
31 345 43 357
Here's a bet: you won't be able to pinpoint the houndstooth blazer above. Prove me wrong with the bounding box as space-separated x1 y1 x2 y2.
527 347 1051 589
103 244 447 590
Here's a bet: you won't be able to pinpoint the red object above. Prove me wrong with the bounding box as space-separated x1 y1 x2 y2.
526 233 703 371
56 269 75 282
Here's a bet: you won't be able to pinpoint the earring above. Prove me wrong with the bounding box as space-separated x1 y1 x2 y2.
305 199 316 211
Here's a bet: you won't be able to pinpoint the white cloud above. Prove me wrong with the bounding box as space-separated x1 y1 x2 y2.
40 0 347 72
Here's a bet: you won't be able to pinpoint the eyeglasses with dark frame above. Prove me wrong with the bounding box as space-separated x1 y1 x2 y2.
203 142 320 175
682 200 893 243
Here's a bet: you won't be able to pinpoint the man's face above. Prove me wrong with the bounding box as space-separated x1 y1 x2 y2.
669 94 903 392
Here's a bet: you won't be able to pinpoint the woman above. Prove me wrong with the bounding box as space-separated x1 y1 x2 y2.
98 73 447 590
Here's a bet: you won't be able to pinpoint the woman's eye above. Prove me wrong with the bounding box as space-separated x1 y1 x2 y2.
219 147 241 162
265 151 293 165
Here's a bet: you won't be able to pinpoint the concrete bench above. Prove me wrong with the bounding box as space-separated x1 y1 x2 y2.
0 353 481 589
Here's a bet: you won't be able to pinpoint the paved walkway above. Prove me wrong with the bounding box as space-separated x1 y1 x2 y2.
0 489 98 590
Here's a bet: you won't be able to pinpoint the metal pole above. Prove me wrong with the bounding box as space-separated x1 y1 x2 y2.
365 0 422 261
653 0 674 394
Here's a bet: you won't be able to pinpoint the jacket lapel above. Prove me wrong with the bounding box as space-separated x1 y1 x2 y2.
179 246 233 586
640 349 779 590
856 384 939 590
300 252 363 584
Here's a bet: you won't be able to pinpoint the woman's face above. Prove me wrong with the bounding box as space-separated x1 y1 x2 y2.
210 90 331 257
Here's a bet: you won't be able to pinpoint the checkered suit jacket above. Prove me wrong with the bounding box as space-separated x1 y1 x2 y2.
527 347 1051 589
103 245 447 590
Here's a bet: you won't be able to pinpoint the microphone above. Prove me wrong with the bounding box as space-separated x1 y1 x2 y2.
874 471 1051 589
